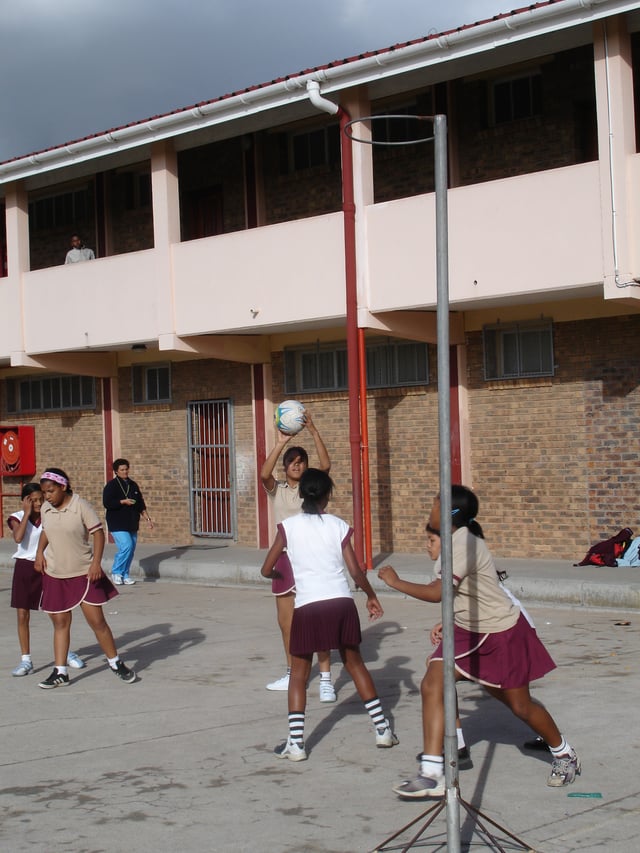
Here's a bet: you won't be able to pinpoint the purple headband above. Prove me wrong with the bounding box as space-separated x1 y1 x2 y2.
41 471 68 487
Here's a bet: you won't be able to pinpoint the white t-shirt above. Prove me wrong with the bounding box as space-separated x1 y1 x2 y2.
279 512 353 608
8 511 43 561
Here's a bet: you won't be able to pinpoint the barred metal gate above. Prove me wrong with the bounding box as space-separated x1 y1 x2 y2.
187 399 235 538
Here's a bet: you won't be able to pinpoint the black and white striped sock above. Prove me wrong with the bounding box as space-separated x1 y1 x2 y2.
288 712 305 745
364 697 386 729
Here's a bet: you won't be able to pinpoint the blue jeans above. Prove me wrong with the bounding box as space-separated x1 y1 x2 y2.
111 531 138 578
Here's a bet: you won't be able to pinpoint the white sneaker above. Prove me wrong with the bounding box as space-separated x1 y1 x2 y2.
122 577 136 585
112 575 123 585
393 772 445 799
319 680 337 702
266 673 290 691
376 719 399 748
12 660 33 677
67 652 86 669
274 737 307 761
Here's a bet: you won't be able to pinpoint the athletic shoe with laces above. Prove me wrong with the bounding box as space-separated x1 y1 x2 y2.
12 660 34 677
112 575 123 585
38 669 70 689
546 748 581 787
393 772 445 799
111 660 136 683
375 719 399 748
66 652 85 669
274 737 307 761
266 673 290 691
319 680 337 702
122 577 136 585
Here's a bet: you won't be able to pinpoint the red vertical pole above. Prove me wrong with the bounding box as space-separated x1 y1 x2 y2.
338 107 364 564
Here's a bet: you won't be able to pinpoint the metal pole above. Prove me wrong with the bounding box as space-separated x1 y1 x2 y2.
434 114 461 853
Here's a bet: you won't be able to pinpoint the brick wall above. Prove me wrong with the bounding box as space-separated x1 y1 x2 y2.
115 359 255 546
270 349 441 556
0 384 106 517
2 315 639 558
465 315 640 559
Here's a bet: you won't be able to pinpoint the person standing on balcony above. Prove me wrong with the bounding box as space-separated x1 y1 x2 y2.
260 411 337 702
64 233 95 263
102 459 153 585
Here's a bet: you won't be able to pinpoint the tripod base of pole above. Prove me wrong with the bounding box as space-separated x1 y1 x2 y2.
372 786 538 853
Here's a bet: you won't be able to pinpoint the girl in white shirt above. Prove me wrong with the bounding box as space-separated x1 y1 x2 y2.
261 468 398 761
8 482 84 676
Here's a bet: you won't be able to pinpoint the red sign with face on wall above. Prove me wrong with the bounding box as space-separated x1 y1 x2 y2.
0 426 36 477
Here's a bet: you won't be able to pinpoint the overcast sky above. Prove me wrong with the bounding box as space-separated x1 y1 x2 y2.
0 0 522 162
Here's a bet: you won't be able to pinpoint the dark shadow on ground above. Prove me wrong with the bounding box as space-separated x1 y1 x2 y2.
139 545 229 579
61 621 206 681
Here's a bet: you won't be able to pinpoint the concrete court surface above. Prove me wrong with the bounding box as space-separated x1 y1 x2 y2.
1 572 639 853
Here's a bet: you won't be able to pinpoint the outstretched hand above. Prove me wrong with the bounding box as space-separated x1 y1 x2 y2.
377 565 399 588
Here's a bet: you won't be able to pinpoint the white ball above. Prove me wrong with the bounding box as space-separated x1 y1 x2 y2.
274 400 306 435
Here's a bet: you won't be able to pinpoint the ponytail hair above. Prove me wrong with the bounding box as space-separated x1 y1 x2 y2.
299 468 333 515
451 484 484 539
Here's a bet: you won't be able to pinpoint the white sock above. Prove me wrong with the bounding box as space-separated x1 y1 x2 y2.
456 727 466 749
107 656 120 668
55 666 68 675
420 754 444 777
22 654 32 663
549 736 570 757
320 671 332 682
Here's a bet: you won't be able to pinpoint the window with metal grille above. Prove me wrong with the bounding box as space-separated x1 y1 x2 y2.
5 375 95 413
483 320 554 380
132 364 171 404
284 339 429 394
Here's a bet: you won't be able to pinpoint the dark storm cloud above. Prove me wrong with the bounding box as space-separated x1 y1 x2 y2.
0 0 518 161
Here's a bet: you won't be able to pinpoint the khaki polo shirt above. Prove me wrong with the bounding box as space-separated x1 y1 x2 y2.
41 494 103 579
435 526 519 634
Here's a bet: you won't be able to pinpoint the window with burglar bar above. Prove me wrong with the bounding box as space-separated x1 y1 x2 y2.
284 339 429 394
483 320 554 380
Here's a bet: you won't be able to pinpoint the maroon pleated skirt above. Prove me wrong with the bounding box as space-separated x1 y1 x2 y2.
271 552 296 596
290 597 361 655
430 613 556 689
41 571 119 614
11 559 43 610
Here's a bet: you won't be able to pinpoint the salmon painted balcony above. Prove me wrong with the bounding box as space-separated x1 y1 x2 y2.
366 161 607 314
1 159 631 363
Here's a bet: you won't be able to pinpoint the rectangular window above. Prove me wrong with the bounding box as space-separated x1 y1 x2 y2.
29 188 91 232
284 339 429 394
132 363 171 404
492 72 542 125
483 320 554 380
5 375 95 413
278 124 340 174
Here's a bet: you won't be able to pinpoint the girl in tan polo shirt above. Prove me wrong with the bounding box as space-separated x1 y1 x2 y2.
35 468 136 689
378 484 579 798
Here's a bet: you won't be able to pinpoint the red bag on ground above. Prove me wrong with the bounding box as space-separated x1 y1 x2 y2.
575 528 633 567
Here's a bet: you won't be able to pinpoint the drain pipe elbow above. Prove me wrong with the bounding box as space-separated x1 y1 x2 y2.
306 80 340 116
